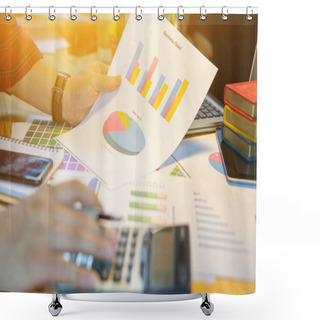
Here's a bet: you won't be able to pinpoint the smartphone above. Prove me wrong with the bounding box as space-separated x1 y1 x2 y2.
0 149 53 185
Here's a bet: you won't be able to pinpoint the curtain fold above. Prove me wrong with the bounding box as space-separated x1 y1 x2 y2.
0 11 257 296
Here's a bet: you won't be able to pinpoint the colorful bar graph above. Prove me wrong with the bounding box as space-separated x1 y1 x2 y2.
129 201 167 212
129 66 140 85
127 61 139 82
141 79 152 98
131 190 167 199
137 70 148 92
165 80 189 122
161 79 189 122
161 79 182 117
126 41 188 118
153 84 168 110
126 42 143 80
138 57 159 96
149 75 165 104
151 92 160 106
163 95 176 119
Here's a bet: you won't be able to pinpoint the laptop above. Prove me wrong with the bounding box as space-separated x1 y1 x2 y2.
184 15 257 136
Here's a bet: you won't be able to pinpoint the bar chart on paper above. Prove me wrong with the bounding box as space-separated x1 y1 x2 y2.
127 186 168 225
125 41 189 122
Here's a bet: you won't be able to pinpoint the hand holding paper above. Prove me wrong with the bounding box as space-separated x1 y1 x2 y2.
57 15 217 188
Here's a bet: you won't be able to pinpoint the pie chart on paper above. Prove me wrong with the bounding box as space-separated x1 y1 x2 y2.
102 111 146 155
208 152 225 175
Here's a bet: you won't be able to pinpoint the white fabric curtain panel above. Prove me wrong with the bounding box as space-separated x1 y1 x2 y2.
0 6 257 317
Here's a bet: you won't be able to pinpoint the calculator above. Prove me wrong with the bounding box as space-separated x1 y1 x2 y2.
59 225 191 294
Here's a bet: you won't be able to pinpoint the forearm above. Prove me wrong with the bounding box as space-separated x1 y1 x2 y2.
7 59 58 116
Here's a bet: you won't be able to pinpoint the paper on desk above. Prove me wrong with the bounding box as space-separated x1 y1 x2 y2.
157 134 256 281
97 172 214 284
11 121 100 193
57 14 217 189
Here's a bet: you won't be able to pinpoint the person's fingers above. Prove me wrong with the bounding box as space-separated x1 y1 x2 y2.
53 202 118 246
50 223 116 261
52 180 102 209
86 61 110 74
91 74 122 93
45 253 99 290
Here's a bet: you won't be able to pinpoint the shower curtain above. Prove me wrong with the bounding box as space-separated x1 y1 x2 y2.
0 8 257 297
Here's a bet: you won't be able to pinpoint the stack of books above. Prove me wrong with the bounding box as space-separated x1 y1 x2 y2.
222 80 257 162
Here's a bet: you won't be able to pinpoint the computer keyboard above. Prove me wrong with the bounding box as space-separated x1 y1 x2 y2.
195 97 223 120
187 94 224 135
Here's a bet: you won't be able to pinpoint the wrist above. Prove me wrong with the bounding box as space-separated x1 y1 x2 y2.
51 71 71 124
61 80 71 123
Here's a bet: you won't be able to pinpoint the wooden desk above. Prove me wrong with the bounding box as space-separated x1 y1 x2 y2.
192 278 255 295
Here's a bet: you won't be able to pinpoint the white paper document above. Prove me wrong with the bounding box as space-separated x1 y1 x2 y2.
57 14 217 189
159 134 256 281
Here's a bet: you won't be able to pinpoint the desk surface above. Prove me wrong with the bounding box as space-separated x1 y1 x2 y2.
2 33 255 295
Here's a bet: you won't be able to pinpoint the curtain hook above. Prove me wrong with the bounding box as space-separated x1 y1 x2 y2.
70 6 77 21
90 6 97 21
221 6 228 21
157 6 164 21
25 6 32 21
177 6 184 21
200 6 207 21
135 6 142 21
246 6 253 21
5 6 12 21
49 6 56 21
113 6 120 21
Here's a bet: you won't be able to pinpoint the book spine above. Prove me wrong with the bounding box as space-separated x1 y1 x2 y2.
224 100 256 122
223 106 257 143
222 125 256 162
224 83 257 120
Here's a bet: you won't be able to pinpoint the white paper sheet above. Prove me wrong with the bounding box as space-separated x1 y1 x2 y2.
159 134 256 281
57 14 217 189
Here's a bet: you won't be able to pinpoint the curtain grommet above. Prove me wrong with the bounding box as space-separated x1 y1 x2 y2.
135 6 142 21
221 6 228 21
5 6 12 21
25 6 32 21
113 6 120 21
157 6 164 21
200 6 207 21
48 6 56 21
90 6 97 21
70 6 77 21
246 6 253 21
177 6 184 21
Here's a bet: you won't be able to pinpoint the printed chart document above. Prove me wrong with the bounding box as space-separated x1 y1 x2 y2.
97 172 214 284
57 15 217 189
159 133 256 282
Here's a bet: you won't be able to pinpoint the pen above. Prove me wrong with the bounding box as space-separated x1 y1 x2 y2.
73 201 121 221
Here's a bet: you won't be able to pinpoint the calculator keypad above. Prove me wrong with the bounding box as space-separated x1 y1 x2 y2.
63 226 144 291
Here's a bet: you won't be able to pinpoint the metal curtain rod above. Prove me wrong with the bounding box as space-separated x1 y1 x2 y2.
0 6 259 15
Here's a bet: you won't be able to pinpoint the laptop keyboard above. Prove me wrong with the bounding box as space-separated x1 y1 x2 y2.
195 97 223 120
